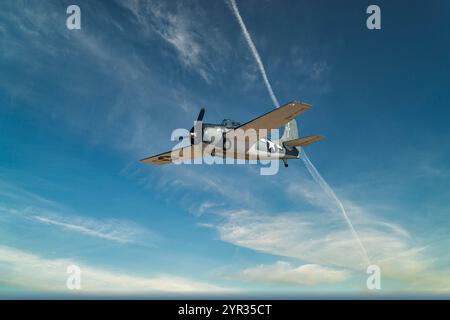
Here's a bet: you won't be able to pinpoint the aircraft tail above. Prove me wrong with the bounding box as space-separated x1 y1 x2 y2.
280 119 300 143
280 119 324 148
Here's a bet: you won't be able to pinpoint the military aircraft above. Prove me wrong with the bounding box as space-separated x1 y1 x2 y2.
140 101 323 167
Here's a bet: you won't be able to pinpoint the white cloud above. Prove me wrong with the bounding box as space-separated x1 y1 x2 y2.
149 163 443 290
239 261 348 286
31 215 154 245
290 46 330 81
0 245 227 294
117 0 230 83
206 176 450 291
0 181 156 245
310 61 329 80
287 178 337 212
158 166 264 209
152 9 210 82
0 181 62 210
214 208 419 271
190 200 223 216
0 1 195 157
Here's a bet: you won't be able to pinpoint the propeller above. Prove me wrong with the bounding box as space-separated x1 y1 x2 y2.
190 108 205 145
178 108 206 144
196 108 205 122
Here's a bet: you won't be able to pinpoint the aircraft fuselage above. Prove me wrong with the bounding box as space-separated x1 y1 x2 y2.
196 121 300 161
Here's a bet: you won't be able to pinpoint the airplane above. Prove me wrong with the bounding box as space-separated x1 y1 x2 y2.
140 101 324 167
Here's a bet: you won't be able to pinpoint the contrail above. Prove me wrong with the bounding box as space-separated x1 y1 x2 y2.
229 0 280 108
228 0 370 266
301 150 371 265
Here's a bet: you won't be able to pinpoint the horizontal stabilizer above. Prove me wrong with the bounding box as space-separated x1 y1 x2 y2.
283 135 324 148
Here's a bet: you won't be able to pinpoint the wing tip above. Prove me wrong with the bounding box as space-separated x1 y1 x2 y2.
288 100 313 109
315 134 326 141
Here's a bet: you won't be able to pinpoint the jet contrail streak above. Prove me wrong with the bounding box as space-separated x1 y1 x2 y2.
229 0 280 108
228 0 370 266
301 150 371 265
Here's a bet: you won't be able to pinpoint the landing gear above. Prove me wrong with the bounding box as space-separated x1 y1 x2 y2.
282 159 289 167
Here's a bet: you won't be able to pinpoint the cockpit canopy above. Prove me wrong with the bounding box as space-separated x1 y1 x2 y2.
222 119 241 128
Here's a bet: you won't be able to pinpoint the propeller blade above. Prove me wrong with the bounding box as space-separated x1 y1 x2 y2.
188 108 205 145
197 108 205 122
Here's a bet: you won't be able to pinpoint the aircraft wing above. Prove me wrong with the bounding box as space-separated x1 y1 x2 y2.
235 101 311 135
140 144 205 165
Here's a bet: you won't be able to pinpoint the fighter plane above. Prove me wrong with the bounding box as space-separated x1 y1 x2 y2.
140 101 323 167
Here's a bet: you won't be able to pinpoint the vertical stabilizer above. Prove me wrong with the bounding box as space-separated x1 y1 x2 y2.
280 119 300 143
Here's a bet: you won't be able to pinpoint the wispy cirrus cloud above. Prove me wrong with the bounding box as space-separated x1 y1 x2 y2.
31 215 153 245
194 171 450 291
117 0 230 83
213 208 414 270
0 0 201 157
0 181 156 245
290 46 330 82
0 245 228 294
238 261 349 286
157 166 266 209
128 135 450 291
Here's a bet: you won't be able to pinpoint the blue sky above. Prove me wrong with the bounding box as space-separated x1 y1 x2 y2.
0 0 449 296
